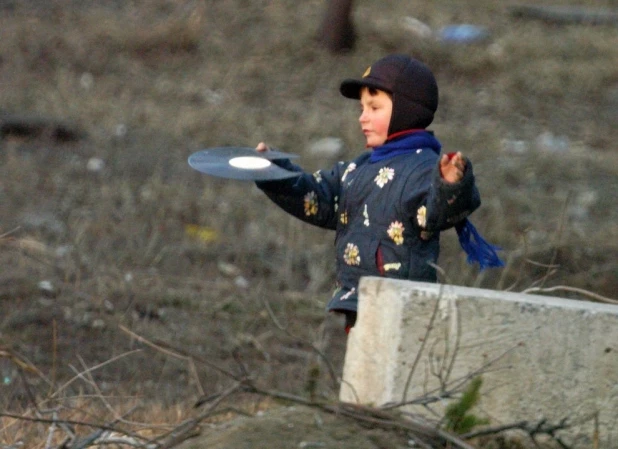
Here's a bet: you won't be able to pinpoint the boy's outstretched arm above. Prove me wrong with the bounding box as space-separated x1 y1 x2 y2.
423 152 480 232
253 142 343 230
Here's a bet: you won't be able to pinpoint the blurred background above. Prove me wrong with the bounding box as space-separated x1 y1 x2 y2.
0 0 617 444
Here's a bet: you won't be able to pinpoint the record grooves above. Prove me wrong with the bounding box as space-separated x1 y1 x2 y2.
188 147 301 181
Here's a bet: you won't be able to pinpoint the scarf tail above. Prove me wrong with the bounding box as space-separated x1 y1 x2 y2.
456 220 504 270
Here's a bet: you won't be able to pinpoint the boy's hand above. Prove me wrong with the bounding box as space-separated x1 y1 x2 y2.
440 151 466 183
256 142 270 152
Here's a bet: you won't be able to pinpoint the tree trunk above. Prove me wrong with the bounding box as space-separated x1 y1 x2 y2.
318 0 356 53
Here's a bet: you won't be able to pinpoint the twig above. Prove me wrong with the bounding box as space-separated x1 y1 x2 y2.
154 382 244 449
259 295 340 392
522 285 618 304
0 226 20 239
43 412 57 449
401 286 442 403
50 350 143 400
540 193 570 289
504 229 533 291
386 343 518 410
91 432 145 448
119 324 238 381
16 365 41 413
73 355 123 421
461 417 571 448
509 4 618 26
427 262 453 285
49 319 58 398
443 296 462 392
70 409 148 449
260 293 288 330
70 428 107 449
460 420 529 438
0 412 144 440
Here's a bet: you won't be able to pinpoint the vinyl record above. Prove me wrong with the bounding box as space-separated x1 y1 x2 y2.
188 147 301 181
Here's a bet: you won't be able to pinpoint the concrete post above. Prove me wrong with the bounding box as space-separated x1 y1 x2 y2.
340 277 618 448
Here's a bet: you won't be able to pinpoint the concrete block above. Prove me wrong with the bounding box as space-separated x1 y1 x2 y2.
340 278 618 448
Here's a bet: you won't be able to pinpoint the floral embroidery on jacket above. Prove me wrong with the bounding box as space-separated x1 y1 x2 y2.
313 171 322 183
340 211 348 225
343 243 361 266
363 204 369 226
417 205 427 228
340 287 356 301
384 262 402 271
387 221 405 245
341 163 356 182
334 195 339 212
304 191 318 216
374 167 394 188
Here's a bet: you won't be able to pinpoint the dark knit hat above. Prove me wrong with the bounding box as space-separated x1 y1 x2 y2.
340 54 439 134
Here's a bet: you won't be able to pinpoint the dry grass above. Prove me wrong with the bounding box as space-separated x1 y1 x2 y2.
1 0 617 445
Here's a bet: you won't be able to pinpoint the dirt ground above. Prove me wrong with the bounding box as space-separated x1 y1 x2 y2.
1 0 617 447
177 405 414 449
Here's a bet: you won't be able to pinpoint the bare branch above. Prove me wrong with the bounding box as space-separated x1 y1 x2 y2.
401 286 442 403
119 324 239 381
259 295 341 392
461 417 571 448
540 193 571 289
49 349 142 400
522 285 618 304
0 412 144 441
154 382 244 449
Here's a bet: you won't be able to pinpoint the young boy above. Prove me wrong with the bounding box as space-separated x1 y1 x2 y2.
256 54 501 332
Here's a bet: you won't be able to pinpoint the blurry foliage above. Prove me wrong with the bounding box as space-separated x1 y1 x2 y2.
444 376 489 434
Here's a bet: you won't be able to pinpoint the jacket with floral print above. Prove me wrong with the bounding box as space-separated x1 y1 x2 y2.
256 146 480 315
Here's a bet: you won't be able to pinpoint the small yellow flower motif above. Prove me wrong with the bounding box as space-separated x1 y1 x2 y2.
304 191 318 216
383 262 402 272
363 204 370 226
417 205 427 228
341 162 357 182
313 170 322 183
340 211 348 225
343 243 361 266
374 167 395 188
387 221 405 245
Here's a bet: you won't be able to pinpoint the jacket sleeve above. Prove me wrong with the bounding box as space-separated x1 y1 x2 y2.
255 158 347 230
423 157 481 232
402 155 481 233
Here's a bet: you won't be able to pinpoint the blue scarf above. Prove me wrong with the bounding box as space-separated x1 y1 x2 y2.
370 130 441 162
369 131 504 270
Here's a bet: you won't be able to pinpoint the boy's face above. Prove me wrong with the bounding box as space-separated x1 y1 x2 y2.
359 87 393 148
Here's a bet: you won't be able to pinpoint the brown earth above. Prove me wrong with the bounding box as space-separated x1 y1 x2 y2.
0 0 617 447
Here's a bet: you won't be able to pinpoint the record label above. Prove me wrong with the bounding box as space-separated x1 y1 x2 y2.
228 156 272 170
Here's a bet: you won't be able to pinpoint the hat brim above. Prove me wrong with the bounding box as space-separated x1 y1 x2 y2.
340 78 391 99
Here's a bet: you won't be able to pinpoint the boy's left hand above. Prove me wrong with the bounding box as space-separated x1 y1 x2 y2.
440 151 466 183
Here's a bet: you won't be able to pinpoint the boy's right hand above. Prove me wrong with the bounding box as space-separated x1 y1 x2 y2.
256 142 269 152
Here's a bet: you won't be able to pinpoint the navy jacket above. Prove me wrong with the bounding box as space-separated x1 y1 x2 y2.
256 146 480 314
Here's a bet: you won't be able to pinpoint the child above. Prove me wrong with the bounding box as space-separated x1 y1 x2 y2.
256 54 502 332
